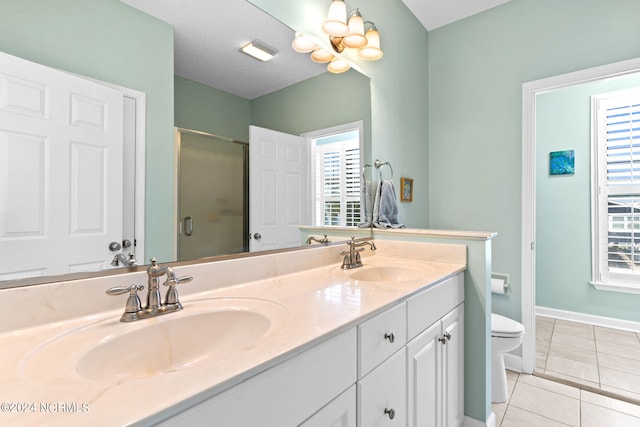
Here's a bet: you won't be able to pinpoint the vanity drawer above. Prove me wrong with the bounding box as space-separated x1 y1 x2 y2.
357 348 406 427
358 302 406 378
407 273 464 340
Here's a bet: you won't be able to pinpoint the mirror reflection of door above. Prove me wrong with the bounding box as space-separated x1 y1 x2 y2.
177 130 248 260
249 126 309 252
0 51 127 280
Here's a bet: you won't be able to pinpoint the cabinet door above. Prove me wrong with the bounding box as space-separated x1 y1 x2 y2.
357 348 406 427
300 385 356 427
157 329 357 427
407 320 442 427
442 304 464 427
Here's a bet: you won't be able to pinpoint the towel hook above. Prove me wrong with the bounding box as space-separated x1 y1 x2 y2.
374 159 393 180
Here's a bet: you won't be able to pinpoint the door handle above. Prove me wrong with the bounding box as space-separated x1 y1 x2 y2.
253 233 262 240
184 216 193 236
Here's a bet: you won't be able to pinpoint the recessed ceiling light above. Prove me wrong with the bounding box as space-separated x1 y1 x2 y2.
240 40 278 62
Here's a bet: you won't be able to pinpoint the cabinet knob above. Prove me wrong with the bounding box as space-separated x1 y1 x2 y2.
384 332 395 343
439 332 452 344
384 408 396 420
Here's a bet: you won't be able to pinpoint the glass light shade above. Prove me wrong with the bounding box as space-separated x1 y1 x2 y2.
310 48 334 63
291 33 317 53
322 0 349 37
359 28 383 60
342 12 367 48
327 57 351 74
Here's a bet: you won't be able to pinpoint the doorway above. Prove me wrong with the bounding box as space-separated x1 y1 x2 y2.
521 58 640 379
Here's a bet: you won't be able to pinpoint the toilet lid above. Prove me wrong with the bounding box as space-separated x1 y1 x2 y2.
491 313 524 337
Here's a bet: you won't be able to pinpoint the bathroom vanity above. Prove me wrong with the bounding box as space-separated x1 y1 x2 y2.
0 239 466 426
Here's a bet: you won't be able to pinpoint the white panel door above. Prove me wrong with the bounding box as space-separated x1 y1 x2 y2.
442 305 464 427
249 125 309 252
407 320 442 427
0 51 124 280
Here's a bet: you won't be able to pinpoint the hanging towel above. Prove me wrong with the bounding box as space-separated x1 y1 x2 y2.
372 179 405 229
358 178 372 228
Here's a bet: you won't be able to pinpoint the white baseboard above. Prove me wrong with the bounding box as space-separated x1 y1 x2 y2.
536 306 640 333
463 412 496 427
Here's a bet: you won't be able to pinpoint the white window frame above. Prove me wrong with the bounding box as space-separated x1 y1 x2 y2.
302 121 364 227
591 88 640 292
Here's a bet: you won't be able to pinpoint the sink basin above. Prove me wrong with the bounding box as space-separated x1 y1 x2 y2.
332 258 434 283
77 310 270 381
349 266 425 282
21 298 289 384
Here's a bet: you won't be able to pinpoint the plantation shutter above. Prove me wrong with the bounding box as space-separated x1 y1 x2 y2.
593 90 640 286
315 140 361 226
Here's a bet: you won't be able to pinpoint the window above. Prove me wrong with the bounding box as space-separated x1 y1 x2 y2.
592 89 640 289
309 128 362 227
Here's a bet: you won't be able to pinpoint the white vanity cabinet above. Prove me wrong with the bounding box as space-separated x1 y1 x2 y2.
406 274 465 427
156 273 464 427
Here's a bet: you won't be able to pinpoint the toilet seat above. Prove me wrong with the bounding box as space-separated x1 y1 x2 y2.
491 313 524 338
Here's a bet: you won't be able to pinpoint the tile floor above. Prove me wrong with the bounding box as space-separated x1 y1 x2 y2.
536 316 640 402
493 371 640 426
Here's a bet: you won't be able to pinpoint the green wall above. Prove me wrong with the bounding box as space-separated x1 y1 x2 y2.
251 69 371 163
175 75 251 142
536 74 640 321
428 0 640 325
0 0 175 262
175 69 371 166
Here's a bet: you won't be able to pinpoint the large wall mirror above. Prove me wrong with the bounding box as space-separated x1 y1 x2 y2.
0 0 372 289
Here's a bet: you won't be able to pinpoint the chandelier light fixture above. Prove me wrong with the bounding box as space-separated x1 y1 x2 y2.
291 0 383 74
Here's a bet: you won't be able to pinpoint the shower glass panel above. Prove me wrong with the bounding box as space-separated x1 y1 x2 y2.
178 130 248 260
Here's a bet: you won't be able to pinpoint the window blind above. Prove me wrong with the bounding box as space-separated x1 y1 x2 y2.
594 91 640 285
314 139 361 227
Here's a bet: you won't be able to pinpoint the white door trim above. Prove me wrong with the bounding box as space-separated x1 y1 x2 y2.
90 80 146 264
521 57 640 373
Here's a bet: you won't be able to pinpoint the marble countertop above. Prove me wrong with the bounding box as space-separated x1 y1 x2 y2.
0 241 465 426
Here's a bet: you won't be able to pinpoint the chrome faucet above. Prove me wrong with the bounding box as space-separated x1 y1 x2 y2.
340 236 376 270
306 234 330 245
111 252 137 267
106 258 193 322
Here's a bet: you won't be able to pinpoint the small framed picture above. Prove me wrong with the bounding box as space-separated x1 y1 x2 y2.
549 150 575 175
400 177 413 202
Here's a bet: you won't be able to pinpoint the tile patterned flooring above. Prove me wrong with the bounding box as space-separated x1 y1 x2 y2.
493 371 640 426
536 316 640 402
495 315 640 426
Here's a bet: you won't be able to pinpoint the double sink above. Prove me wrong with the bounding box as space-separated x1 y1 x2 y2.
20 258 432 384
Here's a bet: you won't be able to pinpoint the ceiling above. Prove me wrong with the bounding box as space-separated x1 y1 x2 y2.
121 0 511 100
401 0 511 31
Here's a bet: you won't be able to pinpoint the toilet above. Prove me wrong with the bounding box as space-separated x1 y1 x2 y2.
491 313 525 403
